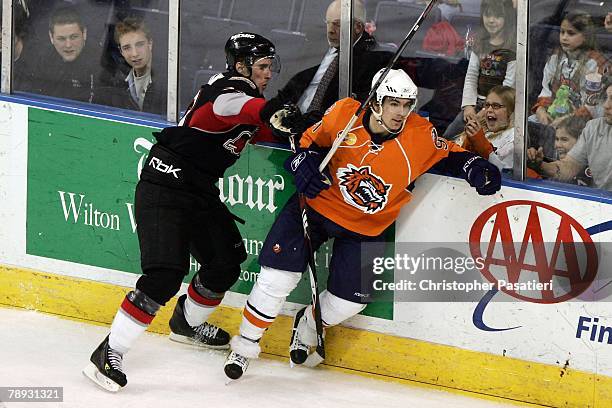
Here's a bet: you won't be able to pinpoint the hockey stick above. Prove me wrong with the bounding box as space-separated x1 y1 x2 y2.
288 135 326 367
288 0 439 366
318 0 439 173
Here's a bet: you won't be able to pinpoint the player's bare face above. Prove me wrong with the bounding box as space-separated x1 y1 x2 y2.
604 86 612 125
381 98 413 131
484 92 509 132
119 31 153 76
250 58 274 93
49 23 86 62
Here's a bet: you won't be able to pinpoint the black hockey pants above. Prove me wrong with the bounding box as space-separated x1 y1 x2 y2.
134 144 247 305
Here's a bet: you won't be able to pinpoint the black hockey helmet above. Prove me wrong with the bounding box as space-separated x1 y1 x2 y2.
224 32 281 74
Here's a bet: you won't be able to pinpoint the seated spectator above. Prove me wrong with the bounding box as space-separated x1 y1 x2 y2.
264 0 392 128
95 17 166 115
456 85 515 171
551 115 592 185
531 10 610 125
443 0 516 139
24 5 98 103
11 3 33 90
527 84 612 191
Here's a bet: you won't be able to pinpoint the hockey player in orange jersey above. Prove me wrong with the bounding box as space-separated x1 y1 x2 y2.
223 68 502 379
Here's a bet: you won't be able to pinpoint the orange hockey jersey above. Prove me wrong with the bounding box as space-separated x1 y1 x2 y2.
300 98 465 236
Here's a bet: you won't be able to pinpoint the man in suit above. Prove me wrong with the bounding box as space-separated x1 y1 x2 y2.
268 0 392 125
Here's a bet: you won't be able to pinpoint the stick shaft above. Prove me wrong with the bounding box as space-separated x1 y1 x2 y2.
318 0 439 172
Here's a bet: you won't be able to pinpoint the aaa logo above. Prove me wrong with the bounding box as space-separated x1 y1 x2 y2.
469 200 598 304
337 164 391 214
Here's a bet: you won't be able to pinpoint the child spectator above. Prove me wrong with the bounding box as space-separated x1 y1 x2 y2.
458 85 515 171
528 115 592 186
528 84 612 191
532 10 609 125
443 0 516 139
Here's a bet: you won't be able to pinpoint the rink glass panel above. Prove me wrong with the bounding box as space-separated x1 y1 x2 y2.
10 1 170 119
525 0 610 194
178 0 329 109
25 107 393 319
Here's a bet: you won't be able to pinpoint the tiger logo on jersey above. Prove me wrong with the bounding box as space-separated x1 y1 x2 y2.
337 164 392 214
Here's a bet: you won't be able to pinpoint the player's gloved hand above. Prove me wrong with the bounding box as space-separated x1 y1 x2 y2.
269 104 305 140
284 149 331 198
463 156 501 195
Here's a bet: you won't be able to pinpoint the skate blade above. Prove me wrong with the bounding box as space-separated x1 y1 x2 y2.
82 363 121 392
303 352 324 368
224 377 238 386
168 333 230 350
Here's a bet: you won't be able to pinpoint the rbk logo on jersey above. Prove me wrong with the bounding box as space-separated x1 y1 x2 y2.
149 156 181 179
337 164 391 214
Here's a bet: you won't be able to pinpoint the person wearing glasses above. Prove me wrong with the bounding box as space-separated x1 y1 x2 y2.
265 0 392 129
95 17 166 115
458 85 516 171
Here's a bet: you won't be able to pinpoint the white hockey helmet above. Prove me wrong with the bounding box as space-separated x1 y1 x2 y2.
370 68 418 135
371 68 418 107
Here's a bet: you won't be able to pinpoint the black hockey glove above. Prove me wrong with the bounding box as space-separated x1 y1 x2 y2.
463 156 502 195
269 104 305 140
284 149 331 198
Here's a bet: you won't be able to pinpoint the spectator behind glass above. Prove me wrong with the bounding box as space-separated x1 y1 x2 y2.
11 4 32 90
95 17 166 115
528 84 612 191
24 5 97 103
458 85 516 171
531 10 609 125
261 0 393 129
443 0 516 139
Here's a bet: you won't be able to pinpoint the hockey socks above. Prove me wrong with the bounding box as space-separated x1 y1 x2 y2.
109 289 160 354
183 275 223 327
225 267 301 380
239 266 301 341
84 290 160 391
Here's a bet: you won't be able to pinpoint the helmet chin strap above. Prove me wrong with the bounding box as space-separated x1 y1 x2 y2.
371 103 407 136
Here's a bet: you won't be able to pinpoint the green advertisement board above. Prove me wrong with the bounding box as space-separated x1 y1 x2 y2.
26 108 392 319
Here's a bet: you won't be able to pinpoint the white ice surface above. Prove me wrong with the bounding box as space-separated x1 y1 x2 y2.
0 307 522 408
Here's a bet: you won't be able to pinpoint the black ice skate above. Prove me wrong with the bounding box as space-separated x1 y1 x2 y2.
82 335 127 392
289 306 325 367
224 351 250 380
289 307 310 365
168 294 230 349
